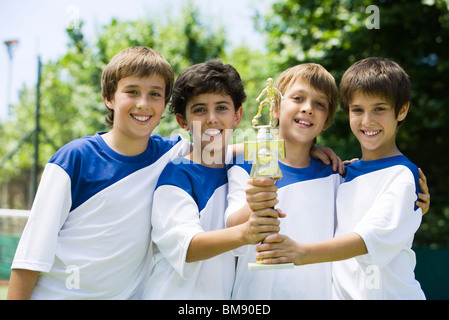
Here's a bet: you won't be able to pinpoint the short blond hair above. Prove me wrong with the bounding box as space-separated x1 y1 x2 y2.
275 63 338 129
101 46 174 126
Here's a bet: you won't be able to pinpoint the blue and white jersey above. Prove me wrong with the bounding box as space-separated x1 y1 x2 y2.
333 155 425 300
141 159 235 299
227 154 342 300
12 133 189 299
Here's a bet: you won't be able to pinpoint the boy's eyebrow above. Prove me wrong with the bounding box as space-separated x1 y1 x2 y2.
215 100 232 105
291 88 329 101
350 101 390 108
373 101 390 106
190 100 231 108
123 84 164 90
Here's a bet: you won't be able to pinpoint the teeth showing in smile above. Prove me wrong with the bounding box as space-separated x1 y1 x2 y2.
363 130 380 136
294 119 312 126
204 129 221 136
132 115 150 122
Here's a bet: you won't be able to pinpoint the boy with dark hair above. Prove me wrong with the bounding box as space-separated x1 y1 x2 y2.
140 60 279 299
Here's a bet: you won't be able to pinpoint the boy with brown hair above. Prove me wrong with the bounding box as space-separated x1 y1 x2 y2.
8 47 190 299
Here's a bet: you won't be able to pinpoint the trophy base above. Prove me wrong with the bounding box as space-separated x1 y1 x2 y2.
248 262 294 271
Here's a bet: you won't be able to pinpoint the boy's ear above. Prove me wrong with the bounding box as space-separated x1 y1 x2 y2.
272 104 280 119
233 106 243 127
103 96 113 110
176 113 189 132
397 102 410 122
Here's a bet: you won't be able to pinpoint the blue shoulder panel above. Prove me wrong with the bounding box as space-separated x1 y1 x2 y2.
49 133 181 211
156 160 227 212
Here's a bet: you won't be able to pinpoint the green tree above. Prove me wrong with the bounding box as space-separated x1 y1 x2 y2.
0 1 267 208
259 0 449 246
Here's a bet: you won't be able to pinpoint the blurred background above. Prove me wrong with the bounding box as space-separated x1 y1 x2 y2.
0 0 448 299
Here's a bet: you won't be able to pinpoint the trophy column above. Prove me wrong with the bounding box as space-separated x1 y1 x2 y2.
244 78 294 271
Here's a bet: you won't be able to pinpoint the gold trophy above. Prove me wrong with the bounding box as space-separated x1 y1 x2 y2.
245 78 294 271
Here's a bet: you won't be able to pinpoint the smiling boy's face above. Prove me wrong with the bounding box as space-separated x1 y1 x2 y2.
103 74 166 154
275 80 329 147
348 91 409 161
176 92 242 166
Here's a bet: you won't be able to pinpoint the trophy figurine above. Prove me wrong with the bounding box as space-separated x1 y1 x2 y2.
245 78 294 271
252 78 280 128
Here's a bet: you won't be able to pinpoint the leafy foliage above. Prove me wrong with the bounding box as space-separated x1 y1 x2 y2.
258 0 449 246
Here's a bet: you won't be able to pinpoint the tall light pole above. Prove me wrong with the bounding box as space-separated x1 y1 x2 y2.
30 55 41 204
4 39 19 120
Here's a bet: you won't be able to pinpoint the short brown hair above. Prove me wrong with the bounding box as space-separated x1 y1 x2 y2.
101 46 174 126
275 63 338 130
339 57 410 122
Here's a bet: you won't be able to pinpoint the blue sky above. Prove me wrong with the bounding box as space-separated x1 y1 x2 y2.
0 0 274 122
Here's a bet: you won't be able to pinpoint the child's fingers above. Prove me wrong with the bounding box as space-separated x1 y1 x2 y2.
255 246 289 263
418 168 429 194
246 187 278 197
246 180 278 210
250 219 280 233
246 178 279 211
246 188 278 202
418 167 427 182
247 198 279 211
246 180 278 197
251 208 281 220
275 208 286 218
248 177 277 188
259 233 286 245
417 168 430 215
257 257 292 265
255 234 293 263
417 192 430 215
418 192 430 203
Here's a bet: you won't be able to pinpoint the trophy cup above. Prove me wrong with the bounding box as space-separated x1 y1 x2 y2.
245 78 294 271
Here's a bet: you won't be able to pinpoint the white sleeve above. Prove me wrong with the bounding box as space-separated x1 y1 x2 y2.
225 165 250 226
151 185 204 280
353 180 422 269
168 136 191 162
225 165 251 256
12 163 71 272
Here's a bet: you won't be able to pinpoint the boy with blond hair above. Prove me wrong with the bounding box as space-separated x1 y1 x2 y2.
8 47 190 299
226 63 342 299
